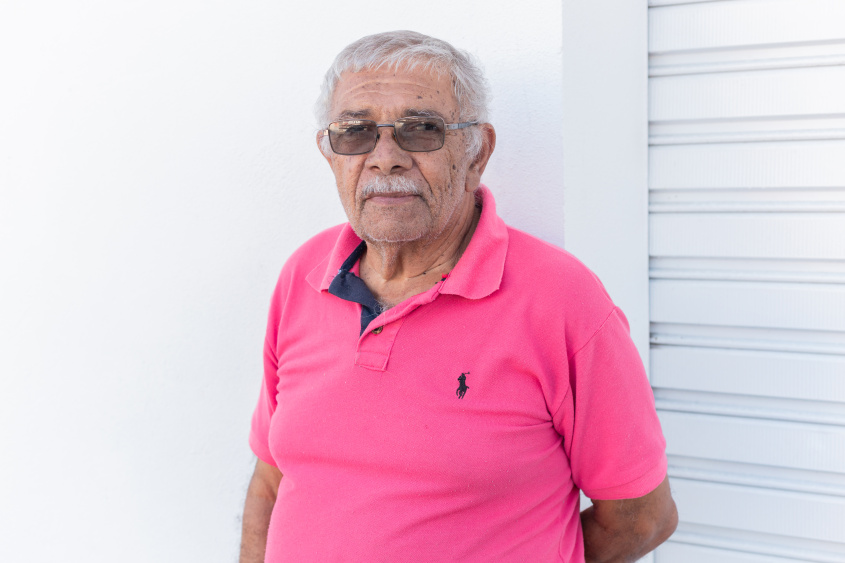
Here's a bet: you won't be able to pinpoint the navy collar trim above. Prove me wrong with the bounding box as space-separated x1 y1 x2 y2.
327 241 381 335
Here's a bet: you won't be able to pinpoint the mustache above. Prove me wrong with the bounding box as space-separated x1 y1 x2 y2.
360 176 425 198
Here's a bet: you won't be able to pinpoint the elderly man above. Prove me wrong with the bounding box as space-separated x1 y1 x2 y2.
241 31 677 563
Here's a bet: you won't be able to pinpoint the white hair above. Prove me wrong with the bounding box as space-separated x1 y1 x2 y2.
316 30 489 159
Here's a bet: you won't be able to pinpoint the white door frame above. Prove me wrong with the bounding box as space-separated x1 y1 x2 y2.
560 0 650 367
561 2 653 560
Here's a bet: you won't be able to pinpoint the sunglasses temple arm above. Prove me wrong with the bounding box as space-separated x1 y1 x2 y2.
445 122 478 130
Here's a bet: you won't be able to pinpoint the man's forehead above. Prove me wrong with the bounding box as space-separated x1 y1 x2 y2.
330 67 459 119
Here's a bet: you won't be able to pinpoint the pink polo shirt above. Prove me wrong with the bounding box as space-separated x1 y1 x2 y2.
250 186 667 562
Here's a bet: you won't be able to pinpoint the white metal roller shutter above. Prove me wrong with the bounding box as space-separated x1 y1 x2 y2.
648 1 845 561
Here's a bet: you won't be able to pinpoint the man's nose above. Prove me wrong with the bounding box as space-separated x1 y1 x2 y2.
365 126 413 174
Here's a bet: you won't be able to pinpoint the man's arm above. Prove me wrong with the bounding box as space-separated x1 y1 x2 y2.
580 475 678 563
240 459 283 563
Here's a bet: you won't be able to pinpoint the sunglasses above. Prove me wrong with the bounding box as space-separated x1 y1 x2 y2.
323 116 477 155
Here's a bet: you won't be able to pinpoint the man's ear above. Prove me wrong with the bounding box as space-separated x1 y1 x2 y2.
316 131 332 165
465 124 496 192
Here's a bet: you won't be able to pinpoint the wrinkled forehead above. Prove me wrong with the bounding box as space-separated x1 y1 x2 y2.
330 66 460 121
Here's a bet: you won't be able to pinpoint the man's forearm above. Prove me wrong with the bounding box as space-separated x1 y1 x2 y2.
580 477 678 563
240 460 283 563
240 491 275 563
581 505 649 563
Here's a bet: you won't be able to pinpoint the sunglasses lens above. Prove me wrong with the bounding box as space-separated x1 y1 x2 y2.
395 117 445 152
327 117 447 154
328 121 377 155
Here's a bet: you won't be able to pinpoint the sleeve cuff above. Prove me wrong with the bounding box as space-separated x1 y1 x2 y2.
582 454 667 501
249 429 277 468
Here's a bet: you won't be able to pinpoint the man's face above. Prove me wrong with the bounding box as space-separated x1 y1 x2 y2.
321 67 477 245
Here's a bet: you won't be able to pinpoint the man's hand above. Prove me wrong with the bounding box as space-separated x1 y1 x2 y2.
240 459 283 563
581 475 678 563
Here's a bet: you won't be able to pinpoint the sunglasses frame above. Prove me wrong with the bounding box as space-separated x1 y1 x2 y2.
323 116 478 155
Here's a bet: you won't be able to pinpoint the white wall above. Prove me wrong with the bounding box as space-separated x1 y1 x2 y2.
0 2 564 561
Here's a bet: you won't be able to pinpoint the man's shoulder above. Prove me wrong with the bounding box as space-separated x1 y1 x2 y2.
286 223 348 266
503 226 615 308
505 227 602 279
273 223 349 288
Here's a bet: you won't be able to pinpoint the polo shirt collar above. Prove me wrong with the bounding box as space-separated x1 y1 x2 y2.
440 185 508 299
306 225 365 292
305 184 508 300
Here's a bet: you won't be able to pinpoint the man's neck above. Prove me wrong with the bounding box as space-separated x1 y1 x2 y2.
359 201 480 309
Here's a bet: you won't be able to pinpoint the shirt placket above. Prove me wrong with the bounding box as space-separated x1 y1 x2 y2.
354 285 443 372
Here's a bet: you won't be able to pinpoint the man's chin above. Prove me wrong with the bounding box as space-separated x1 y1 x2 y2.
353 206 434 244
353 222 430 245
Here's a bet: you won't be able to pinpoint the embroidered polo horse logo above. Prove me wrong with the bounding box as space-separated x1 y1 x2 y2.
456 372 469 399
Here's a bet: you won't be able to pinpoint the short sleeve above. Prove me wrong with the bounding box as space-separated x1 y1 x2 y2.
246 224 347 470
560 307 667 500
248 284 284 468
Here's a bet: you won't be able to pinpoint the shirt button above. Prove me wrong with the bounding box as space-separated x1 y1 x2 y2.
372 326 383 334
